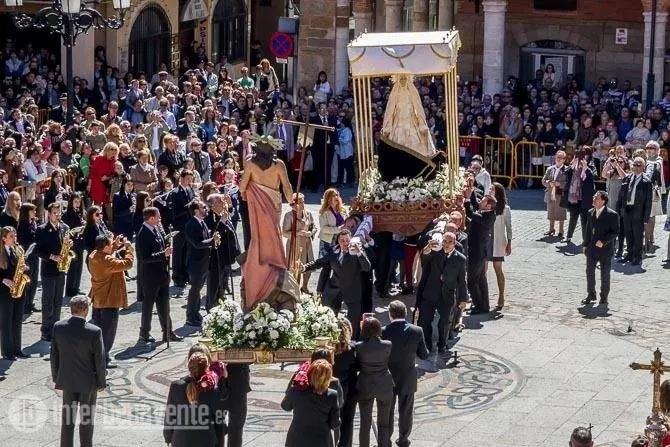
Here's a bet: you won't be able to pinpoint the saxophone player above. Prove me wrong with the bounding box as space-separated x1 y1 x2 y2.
0 226 29 360
36 202 70 342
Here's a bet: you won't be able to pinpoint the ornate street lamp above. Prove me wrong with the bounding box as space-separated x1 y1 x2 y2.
5 0 131 125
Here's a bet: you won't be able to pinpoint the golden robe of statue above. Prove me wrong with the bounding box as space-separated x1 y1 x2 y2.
381 73 437 159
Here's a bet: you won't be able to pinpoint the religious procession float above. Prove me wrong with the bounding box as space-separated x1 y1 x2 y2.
348 30 467 235
203 30 468 361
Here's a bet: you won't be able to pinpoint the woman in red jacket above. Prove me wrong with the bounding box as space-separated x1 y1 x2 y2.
88 142 119 220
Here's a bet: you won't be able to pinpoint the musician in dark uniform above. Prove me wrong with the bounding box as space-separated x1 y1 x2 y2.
0 226 28 360
135 206 182 344
204 193 240 311
183 199 219 326
36 202 70 342
169 170 196 287
17 203 39 314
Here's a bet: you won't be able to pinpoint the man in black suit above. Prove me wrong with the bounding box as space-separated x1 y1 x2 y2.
617 156 652 266
233 129 253 250
169 170 196 286
36 202 69 342
205 193 240 310
309 102 337 189
415 232 445 350
582 191 619 307
50 94 69 123
176 109 206 140
382 301 429 447
184 199 220 326
303 229 371 339
135 207 182 344
465 192 496 314
51 296 106 447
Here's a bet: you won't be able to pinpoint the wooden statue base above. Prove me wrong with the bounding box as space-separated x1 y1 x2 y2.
350 196 464 236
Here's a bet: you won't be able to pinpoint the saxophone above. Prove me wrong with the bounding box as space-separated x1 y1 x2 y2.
57 226 84 273
10 245 30 299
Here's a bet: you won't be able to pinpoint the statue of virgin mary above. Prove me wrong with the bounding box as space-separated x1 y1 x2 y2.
381 73 437 160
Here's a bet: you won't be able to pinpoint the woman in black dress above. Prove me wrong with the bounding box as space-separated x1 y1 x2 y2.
43 169 70 211
282 359 340 447
17 203 38 314
112 175 135 240
163 352 221 447
62 193 85 297
0 226 27 360
82 205 109 267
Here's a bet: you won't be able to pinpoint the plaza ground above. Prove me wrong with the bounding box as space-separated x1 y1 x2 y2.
0 189 666 447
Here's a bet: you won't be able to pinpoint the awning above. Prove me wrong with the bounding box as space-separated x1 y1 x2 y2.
347 30 462 77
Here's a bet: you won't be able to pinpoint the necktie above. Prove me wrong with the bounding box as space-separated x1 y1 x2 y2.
278 124 284 140
322 116 327 126
36 162 43 175
194 153 202 173
201 220 209 239
628 176 638 204
9 247 15 264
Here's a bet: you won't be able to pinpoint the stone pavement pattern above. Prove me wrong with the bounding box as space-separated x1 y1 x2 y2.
0 189 667 447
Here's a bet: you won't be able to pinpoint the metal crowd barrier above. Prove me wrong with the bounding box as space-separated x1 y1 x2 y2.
481 137 514 186
511 141 549 188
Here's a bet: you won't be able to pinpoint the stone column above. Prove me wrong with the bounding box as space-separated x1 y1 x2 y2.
296 0 336 93
413 0 429 31
385 0 404 32
438 0 454 29
353 0 374 36
335 0 350 94
482 0 507 95
642 10 668 103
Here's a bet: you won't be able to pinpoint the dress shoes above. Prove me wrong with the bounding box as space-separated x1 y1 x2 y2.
106 362 118 369
2 355 16 361
470 308 489 315
185 320 202 327
437 346 449 355
163 332 183 343
14 351 30 359
40 335 52 343
137 335 156 344
599 298 608 307
581 296 596 305
617 256 631 263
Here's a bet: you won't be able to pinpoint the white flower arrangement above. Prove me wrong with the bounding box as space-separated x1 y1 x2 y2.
295 299 340 342
237 303 294 350
202 299 244 348
358 164 466 204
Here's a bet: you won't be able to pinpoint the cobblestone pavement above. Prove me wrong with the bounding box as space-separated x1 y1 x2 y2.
0 189 667 446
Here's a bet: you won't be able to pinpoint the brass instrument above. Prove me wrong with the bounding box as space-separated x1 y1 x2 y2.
57 226 84 273
10 245 32 299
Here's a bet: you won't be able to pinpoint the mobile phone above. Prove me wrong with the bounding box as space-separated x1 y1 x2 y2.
361 313 374 321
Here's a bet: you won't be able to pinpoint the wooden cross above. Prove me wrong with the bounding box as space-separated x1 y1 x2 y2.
630 348 670 415
278 118 335 269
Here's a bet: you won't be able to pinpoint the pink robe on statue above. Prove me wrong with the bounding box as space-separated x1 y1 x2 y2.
242 182 288 310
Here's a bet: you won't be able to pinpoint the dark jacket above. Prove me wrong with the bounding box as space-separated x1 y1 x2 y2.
382 320 429 396
0 211 18 229
333 344 357 399
465 198 496 262
584 206 619 257
135 224 170 290
617 173 653 221
355 338 394 400
169 185 196 231
416 250 444 306
441 250 467 300
36 221 70 277
50 316 106 392
163 377 221 447
304 251 371 305
184 216 215 272
560 163 597 211
281 387 340 447
204 211 240 267
83 222 109 254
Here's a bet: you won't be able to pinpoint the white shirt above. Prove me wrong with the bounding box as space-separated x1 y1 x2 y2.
151 125 160 151
595 206 604 219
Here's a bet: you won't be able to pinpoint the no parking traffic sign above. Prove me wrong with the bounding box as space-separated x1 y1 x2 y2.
269 32 294 59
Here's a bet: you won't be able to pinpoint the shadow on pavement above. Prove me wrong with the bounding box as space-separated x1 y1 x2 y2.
577 303 611 319
120 301 141 315
24 340 51 357
115 344 157 360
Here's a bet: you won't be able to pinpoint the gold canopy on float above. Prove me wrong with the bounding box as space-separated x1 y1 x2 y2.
347 30 462 186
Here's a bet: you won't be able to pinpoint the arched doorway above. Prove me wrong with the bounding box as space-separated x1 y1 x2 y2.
520 40 586 88
129 5 171 78
211 0 246 64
